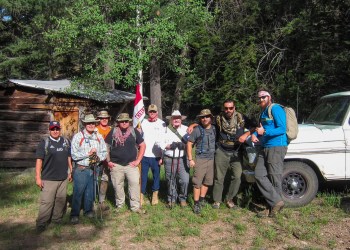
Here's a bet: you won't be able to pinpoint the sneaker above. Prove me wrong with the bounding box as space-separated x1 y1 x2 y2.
180 201 188 208
226 200 240 210
85 211 95 218
193 203 201 214
70 216 79 224
212 201 220 209
269 200 285 217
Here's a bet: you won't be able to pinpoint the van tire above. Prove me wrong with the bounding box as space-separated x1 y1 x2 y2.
282 161 318 207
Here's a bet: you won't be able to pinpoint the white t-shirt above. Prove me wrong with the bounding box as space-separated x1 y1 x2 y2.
141 119 166 157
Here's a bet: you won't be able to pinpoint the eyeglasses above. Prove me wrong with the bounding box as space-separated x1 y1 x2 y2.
119 121 129 123
86 122 96 125
50 128 60 131
149 110 157 113
224 107 234 110
200 115 211 119
259 96 268 100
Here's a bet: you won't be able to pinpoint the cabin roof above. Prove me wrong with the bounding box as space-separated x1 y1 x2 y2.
5 79 144 104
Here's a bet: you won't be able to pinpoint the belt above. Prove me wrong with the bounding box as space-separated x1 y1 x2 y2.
77 164 92 169
164 154 185 159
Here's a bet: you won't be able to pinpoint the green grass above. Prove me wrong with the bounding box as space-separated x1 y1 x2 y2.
0 170 349 249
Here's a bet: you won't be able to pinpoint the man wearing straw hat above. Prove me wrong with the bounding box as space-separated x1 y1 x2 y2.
70 114 107 224
161 110 190 208
96 110 112 211
105 113 146 213
187 109 216 214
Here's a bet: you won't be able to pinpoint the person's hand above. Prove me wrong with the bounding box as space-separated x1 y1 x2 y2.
177 142 185 150
158 158 163 165
68 173 73 182
108 161 115 169
256 123 265 136
170 142 178 150
189 159 195 168
36 177 43 189
129 160 140 167
251 134 259 143
88 148 97 155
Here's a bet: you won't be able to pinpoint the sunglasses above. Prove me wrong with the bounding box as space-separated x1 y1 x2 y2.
86 122 96 125
200 115 211 119
118 121 129 123
224 107 234 110
149 110 157 113
50 128 60 131
259 96 268 100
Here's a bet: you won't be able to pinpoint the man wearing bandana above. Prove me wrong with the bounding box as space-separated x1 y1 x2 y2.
140 104 166 205
105 113 146 213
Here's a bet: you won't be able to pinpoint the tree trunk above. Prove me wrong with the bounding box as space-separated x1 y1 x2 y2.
103 50 115 90
150 56 162 119
172 44 189 111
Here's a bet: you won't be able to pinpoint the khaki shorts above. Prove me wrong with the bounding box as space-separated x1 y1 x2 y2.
192 158 214 188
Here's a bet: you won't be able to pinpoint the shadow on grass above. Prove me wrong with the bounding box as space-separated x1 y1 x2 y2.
0 217 108 250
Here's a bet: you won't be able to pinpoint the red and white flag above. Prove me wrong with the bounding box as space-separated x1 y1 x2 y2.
133 82 145 127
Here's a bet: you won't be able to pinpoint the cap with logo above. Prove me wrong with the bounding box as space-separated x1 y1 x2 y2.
49 121 61 130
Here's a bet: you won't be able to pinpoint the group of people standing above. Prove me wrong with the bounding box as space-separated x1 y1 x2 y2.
34 90 288 232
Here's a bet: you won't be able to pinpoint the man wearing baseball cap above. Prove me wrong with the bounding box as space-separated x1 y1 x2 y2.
140 104 166 205
96 110 112 211
35 121 73 232
70 114 107 224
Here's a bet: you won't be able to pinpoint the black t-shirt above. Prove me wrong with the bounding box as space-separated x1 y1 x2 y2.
35 137 71 180
105 128 144 166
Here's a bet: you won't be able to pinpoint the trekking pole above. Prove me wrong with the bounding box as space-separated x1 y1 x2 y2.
169 146 176 209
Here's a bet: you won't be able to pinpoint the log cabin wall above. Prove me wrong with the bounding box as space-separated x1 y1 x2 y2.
0 85 127 169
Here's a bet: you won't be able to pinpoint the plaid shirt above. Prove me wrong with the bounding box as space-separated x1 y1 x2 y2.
71 129 107 167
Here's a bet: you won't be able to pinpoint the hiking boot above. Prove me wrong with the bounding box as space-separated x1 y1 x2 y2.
140 193 144 207
226 200 240 210
99 202 110 211
199 199 208 207
180 201 188 208
212 201 220 209
166 202 176 209
151 191 159 206
70 216 79 224
193 203 201 214
85 211 95 218
36 225 46 233
133 208 146 214
257 208 270 218
269 201 285 217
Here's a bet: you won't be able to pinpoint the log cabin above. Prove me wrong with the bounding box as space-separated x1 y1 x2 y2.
0 79 141 169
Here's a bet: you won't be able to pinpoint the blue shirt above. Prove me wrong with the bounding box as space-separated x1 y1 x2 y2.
259 104 287 147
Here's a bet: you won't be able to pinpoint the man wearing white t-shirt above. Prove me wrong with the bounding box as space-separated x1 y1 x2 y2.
140 104 166 205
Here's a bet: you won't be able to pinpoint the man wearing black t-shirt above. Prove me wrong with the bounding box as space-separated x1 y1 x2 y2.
35 121 73 232
105 113 146 213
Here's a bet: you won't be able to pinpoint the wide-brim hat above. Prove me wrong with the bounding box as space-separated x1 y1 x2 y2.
166 110 187 120
82 114 100 123
197 109 214 118
116 113 132 122
97 110 110 118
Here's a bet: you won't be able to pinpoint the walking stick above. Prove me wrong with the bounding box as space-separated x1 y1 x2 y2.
169 147 176 209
